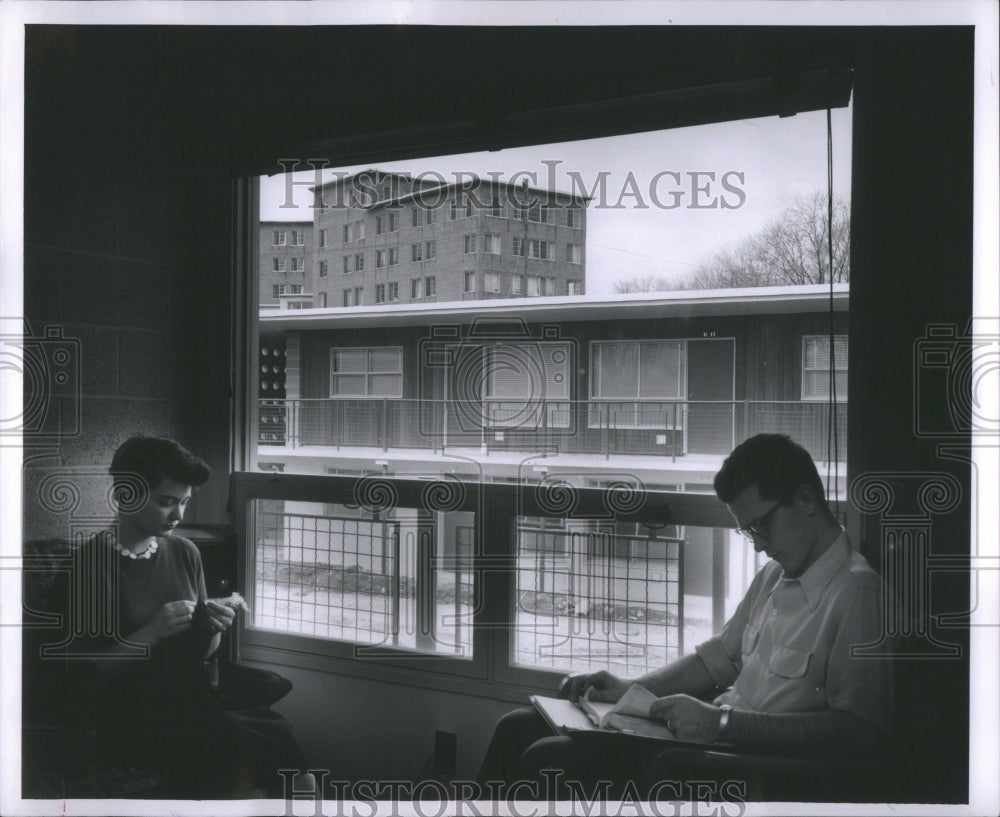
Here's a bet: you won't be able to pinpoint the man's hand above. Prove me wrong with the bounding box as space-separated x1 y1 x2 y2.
145 600 196 645
649 694 722 743
205 600 237 633
561 670 629 704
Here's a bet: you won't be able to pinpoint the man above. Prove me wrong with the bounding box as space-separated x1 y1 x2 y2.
477 434 892 795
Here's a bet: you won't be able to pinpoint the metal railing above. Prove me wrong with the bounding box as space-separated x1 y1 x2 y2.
259 398 847 462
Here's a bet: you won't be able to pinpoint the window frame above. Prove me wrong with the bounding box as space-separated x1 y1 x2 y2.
232 473 733 695
802 334 848 401
328 346 402 398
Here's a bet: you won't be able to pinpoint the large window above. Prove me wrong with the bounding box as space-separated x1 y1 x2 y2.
253 102 852 690
329 347 403 397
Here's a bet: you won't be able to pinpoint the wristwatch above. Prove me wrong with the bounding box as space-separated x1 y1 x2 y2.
718 704 733 739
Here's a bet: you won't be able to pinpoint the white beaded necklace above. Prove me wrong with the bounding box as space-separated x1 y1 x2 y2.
114 538 159 560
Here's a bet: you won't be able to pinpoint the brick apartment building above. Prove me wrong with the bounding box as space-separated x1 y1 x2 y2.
310 169 587 308
260 220 313 308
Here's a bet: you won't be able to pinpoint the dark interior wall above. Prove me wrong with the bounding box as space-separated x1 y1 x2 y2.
21 24 974 800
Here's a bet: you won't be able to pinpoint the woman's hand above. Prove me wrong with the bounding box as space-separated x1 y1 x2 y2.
205 600 237 633
144 600 196 645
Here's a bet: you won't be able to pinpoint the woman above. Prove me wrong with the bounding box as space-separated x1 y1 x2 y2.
74 435 309 798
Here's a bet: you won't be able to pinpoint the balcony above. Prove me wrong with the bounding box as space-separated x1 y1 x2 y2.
258 397 847 464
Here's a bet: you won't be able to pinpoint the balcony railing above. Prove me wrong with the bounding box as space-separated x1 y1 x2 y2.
258 398 847 462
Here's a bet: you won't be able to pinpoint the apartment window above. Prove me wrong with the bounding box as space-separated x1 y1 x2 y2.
388 212 397 232
512 236 525 257
375 284 386 304
388 247 398 266
511 204 527 222
330 347 403 398
464 271 477 293
511 273 523 295
290 284 303 294
354 287 363 305
484 233 501 255
272 230 286 246
425 207 437 225
526 275 539 296
425 276 436 297
344 221 365 243
592 341 685 400
567 280 581 295
291 230 304 246
412 207 423 228
411 278 424 299
566 207 581 228
380 182 392 201
425 241 436 261
388 281 399 302
343 256 352 274
318 292 327 308
291 257 304 273
486 194 505 217
803 335 848 400
318 260 328 278
529 239 551 260
319 228 328 248
354 253 365 273
449 198 473 219
542 277 555 296
464 234 477 254
484 271 500 293
272 258 286 273
342 289 352 307
272 284 286 298
528 203 552 224
376 215 385 235
566 244 582 264
375 250 386 269
411 243 423 263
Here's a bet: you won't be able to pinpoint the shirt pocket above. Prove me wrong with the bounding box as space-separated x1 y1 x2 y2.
768 644 812 678
741 624 760 657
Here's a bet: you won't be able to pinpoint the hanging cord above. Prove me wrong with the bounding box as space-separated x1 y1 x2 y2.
826 108 840 509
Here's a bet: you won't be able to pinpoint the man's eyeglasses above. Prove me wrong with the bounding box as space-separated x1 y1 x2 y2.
735 501 784 543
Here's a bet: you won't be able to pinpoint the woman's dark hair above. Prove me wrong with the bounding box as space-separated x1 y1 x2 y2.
713 433 826 507
110 436 211 504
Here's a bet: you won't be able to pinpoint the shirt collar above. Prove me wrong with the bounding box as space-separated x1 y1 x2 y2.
773 530 851 610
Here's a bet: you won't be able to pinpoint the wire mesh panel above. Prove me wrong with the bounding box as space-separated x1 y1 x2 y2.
513 519 683 677
251 500 474 657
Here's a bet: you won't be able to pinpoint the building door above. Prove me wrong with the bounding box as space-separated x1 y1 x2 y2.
686 338 735 454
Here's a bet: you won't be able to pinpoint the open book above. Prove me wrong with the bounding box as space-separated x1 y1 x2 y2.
531 683 680 741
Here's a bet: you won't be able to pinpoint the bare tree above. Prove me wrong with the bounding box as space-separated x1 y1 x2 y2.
686 192 850 289
613 275 676 293
612 192 850 293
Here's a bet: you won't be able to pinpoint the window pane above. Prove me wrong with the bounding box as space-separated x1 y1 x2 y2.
252 499 473 657
332 374 366 395
639 341 683 398
334 349 366 373
368 348 401 373
596 343 638 398
369 374 401 395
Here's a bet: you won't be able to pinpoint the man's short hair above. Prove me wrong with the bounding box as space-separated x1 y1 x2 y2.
714 433 827 506
110 436 211 505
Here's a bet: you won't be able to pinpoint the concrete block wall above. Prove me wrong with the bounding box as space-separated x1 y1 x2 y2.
22 161 227 540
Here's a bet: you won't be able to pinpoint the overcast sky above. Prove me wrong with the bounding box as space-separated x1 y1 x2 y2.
260 104 852 295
